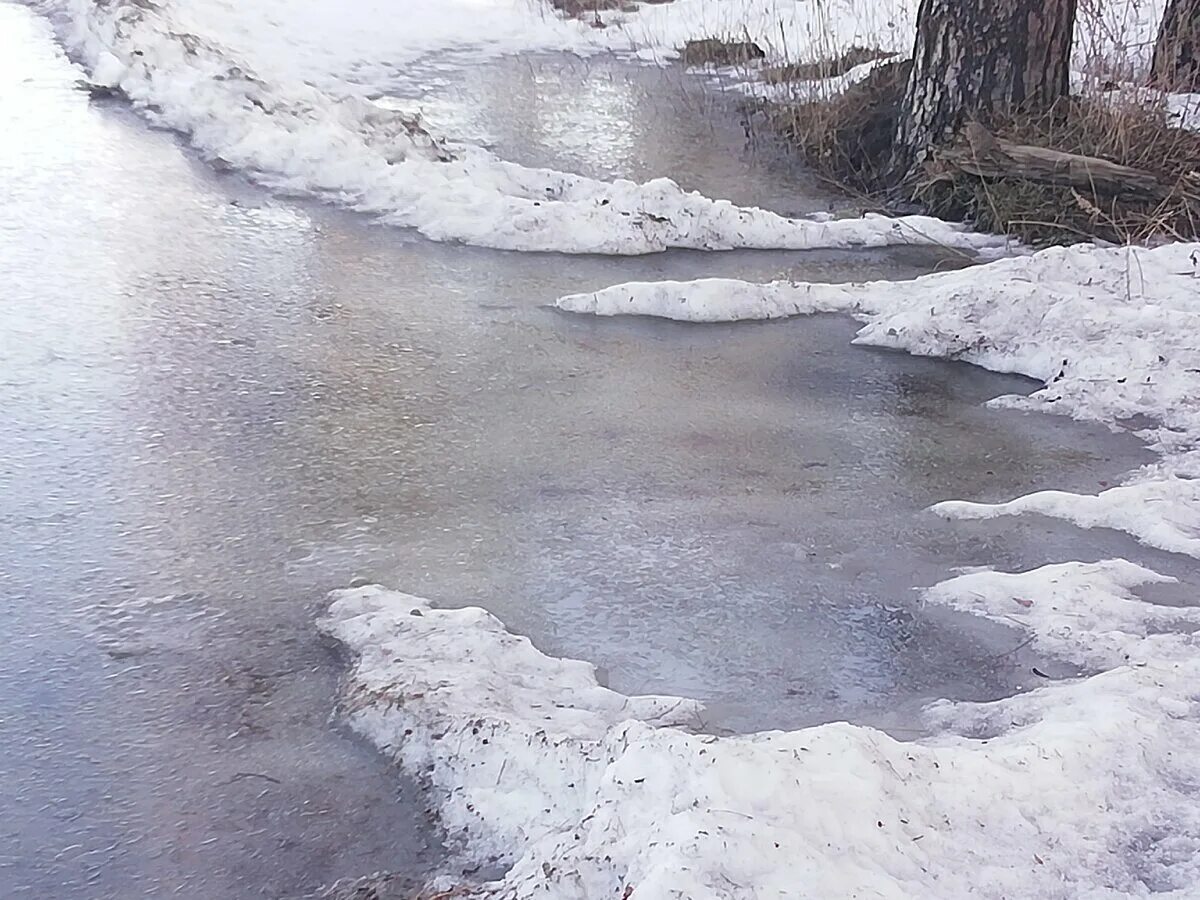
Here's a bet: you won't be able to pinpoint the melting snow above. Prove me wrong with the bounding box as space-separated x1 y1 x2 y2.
38 0 1010 255
556 242 1200 557
320 564 1200 898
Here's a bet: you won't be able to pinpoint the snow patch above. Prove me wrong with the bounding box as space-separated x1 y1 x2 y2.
933 480 1200 558
924 559 1194 669
321 565 1200 898
555 276 861 320
320 588 704 865
1168 92 1200 132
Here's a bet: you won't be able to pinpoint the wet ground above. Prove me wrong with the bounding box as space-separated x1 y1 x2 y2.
3 4 1196 898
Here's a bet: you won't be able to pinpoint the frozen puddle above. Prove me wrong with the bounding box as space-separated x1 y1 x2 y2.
7 0 1200 897
321 244 1200 897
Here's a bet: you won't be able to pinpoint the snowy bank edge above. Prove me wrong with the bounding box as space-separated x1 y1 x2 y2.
318 562 1200 898
39 0 1012 257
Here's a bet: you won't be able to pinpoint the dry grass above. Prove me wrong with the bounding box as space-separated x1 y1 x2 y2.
761 46 896 83
757 56 911 197
918 98 1200 244
674 0 1200 243
758 71 1200 244
770 78 1200 244
736 2 1200 246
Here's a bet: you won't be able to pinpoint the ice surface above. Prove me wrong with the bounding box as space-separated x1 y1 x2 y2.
557 243 1200 557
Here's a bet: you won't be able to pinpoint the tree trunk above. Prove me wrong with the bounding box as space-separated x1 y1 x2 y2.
892 0 1077 178
1153 0 1200 90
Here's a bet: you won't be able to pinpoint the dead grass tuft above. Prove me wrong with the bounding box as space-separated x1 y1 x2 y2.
918 98 1200 244
680 37 766 66
756 58 1200 244
761 46 896 83
759 58 911 196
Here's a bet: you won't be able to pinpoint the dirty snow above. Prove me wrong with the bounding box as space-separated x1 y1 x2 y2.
321 565 1200 899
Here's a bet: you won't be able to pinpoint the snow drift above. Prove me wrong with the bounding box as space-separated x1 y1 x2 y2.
34 0 1008 255
320 562 1200 898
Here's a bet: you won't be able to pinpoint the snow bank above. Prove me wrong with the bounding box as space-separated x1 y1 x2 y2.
933 480 1200 558
557 242 1200 556
321 565 1200 899
40 0 1176 256
35 0 1005 256
320 588 704 865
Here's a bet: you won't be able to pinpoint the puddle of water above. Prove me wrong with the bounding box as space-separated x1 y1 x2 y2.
1 5 1190 898
390 52 838 216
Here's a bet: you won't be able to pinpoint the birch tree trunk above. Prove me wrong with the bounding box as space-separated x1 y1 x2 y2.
893 0 1078 178
1153 0 1200 90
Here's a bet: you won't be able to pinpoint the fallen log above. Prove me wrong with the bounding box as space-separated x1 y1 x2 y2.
938 122 1167 198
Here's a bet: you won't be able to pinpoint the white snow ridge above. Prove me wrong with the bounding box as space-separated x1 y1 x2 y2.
42 0 1009 255
321 570 1200 899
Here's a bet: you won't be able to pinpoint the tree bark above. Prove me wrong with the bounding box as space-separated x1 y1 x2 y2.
893 0 1078 178
1153 0 1200 90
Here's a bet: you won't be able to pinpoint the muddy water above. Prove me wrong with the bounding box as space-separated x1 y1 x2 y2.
0 5 1180 898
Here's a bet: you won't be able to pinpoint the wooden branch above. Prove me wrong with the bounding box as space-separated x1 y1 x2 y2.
938 122 1166 197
